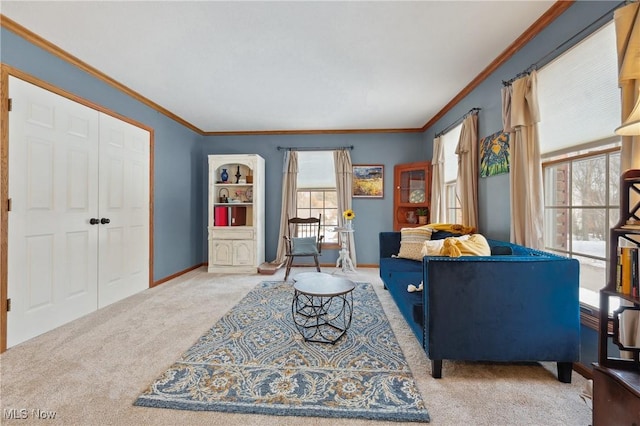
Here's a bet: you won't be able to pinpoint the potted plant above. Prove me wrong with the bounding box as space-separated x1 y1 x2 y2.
416 207 429 225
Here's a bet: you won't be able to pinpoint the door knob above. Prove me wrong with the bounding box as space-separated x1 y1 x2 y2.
90 218 100 225
101 218 111 225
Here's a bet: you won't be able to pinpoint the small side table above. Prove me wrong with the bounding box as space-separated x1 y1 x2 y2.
292 276 355 344
334 227 356 273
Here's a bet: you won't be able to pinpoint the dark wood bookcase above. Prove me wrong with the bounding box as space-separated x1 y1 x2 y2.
593 169 640 425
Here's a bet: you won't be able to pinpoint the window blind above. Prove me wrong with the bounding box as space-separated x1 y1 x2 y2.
297 151 336 188
538 22 620 156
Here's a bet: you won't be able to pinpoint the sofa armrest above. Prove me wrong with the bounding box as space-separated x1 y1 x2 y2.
422 256 580 362
379 232 401 259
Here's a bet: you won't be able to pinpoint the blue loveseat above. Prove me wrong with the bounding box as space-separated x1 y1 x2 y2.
379 231 580 383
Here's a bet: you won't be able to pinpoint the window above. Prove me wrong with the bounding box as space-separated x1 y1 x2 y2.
543 146 620 308
538 22 621 309
296 151 338 244
445 182 462 223
442 123 462 223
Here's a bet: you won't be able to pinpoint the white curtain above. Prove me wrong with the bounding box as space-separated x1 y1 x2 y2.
455 113 479 229
615 2 640 352
271 151 298 265
430 136 446 223
334 149 357 267
503 71 544 249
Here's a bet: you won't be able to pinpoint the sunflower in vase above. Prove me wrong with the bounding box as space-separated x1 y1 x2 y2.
343 209 355 229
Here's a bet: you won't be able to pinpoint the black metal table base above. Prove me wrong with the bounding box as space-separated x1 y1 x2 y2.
292 290 353 344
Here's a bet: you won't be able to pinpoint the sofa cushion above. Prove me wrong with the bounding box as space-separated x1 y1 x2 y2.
380 256 423 273
397 227 433 261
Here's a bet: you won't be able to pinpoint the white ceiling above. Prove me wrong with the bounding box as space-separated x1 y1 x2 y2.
1 1 555 133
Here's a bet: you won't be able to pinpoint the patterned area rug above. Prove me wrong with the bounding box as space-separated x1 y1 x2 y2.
135 281 430 422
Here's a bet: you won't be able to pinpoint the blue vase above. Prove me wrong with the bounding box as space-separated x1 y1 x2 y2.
221 168 229 182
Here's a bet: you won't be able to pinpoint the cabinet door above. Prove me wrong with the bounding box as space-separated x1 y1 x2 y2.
211 240 233 265
233 240 254 266
393 162 431 231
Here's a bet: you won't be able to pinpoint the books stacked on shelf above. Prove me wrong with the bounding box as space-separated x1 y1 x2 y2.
616 245 640 297
214 206 247 227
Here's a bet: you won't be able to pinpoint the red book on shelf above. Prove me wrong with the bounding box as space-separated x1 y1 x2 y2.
230 206 246 226
214 206 228 226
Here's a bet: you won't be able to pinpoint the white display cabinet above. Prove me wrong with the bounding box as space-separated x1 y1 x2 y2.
207 154 265 273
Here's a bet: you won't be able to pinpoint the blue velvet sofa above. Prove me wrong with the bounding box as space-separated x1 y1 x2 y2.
379 231 580 383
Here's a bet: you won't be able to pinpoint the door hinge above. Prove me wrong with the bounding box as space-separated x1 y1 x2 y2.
7 198 11 212
6 298 11 312
8 98 12 112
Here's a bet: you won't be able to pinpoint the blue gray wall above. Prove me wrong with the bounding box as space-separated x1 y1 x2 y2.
1 28 204 281
1 0 620 274
201 132 426 264
421 0 621 241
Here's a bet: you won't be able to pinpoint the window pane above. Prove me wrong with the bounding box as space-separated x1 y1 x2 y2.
572 208 606 258
545 207 569 252
310 192 325 209
572 156 606 207
609 207 619 228
544 163 569 206
574 254 606 294
609 152 620 205
297 192 310 209
325 191 337 209
572 208 606 256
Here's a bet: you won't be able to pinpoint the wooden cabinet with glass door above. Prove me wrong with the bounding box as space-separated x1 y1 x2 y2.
393 161 432 231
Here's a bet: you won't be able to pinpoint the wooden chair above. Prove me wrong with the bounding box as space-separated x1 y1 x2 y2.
283 215 324 281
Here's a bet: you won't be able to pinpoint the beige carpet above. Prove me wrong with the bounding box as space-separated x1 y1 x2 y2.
0 267 592 425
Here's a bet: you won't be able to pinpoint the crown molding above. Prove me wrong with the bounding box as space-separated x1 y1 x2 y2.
2 1 574 136
1 14 203 135
421 0 574 132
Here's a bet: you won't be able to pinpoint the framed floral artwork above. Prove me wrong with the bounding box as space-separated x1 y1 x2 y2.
352 165 384 198
480 130 510 177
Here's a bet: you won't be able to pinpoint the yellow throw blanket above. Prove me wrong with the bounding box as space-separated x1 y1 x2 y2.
420 223 476 235
441 234 491 257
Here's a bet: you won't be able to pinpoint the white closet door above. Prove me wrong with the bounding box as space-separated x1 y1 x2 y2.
97 113 150 308
7 77 99 347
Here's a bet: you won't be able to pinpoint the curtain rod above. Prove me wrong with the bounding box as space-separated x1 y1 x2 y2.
277 145 354 151
435 108 481 138
502 1 625 87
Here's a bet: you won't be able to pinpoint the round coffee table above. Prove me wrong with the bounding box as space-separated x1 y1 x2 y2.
292 272 333 282
292 276 355 344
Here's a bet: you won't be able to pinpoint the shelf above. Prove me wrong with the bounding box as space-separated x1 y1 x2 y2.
595 169 640 424
215 183 253 186
601 289 640 304
594 364 640 396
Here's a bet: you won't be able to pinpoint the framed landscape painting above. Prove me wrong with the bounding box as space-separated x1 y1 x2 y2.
353 165 384 198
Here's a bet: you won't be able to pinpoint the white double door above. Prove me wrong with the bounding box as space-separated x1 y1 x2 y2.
7 77 150 347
